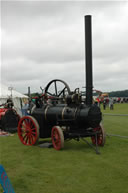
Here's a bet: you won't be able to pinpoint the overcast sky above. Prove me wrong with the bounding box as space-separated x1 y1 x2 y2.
1 1 128 94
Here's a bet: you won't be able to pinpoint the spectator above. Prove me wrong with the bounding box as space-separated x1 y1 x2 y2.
6 98 14 108
22 100 29 116
103 100 106 110
109 98 114 110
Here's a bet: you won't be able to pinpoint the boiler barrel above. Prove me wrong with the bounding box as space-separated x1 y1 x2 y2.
76 105 102 128
32 104 102 138
45 104 101 128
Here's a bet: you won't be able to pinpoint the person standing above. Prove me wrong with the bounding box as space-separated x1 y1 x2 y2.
103 99 106 110
109 98 114 110
22 100 29 116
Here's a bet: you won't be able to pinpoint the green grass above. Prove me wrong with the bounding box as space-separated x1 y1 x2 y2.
0 103 128 193
101 103 128 114
101 103 128 136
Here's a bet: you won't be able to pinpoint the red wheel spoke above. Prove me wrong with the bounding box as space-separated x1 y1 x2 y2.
24 119 28 126
24 119 30 128
30 121 34 128
22 122 27 128
31 131 36 135
31 128 36 131
18 116 39 146
25 135 29 143
30 134 36 144
28 135 31 145
21 126 26 133
30 135 34 143
23 133 28 140
51 126 64 150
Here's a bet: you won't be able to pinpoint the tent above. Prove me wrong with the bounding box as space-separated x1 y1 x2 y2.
0 84 28 116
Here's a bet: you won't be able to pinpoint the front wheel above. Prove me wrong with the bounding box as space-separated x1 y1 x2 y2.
51 126 64 150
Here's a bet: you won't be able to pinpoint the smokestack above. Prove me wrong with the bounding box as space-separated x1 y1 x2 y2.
85 15 93 106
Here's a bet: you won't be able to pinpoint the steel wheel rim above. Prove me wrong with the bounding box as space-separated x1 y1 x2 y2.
51 126 64 150
18 116 39 145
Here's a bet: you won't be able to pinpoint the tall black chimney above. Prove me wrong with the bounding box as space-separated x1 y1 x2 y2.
85 15 93 106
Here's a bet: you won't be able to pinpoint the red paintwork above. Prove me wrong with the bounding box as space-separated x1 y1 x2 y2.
18 116 39 145
91 125 104 146
51 126 62 150
0 109 8 120
32 94 53 100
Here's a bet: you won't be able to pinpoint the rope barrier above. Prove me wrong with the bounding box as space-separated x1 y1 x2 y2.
103 113 128 139
103 113 128 116
107 134 128 139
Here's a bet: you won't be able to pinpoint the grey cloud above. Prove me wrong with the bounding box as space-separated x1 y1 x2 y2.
1 1 128 93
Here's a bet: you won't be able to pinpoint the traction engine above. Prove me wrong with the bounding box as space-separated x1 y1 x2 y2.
18 15 106 153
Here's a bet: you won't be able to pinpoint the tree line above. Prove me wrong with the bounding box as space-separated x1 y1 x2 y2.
109 90 128 97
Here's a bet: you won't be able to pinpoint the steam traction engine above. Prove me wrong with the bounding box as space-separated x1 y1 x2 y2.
18 15 106 153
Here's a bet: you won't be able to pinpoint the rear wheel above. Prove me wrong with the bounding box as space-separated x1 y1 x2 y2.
51 126 64 150
91 124 106 146
18 116 39 145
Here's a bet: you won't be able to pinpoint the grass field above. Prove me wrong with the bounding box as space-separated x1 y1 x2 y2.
0 103 128 193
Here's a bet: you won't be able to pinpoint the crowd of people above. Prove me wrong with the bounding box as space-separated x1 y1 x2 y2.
102 98 114 110
94 97 128 110
113 97 128 103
